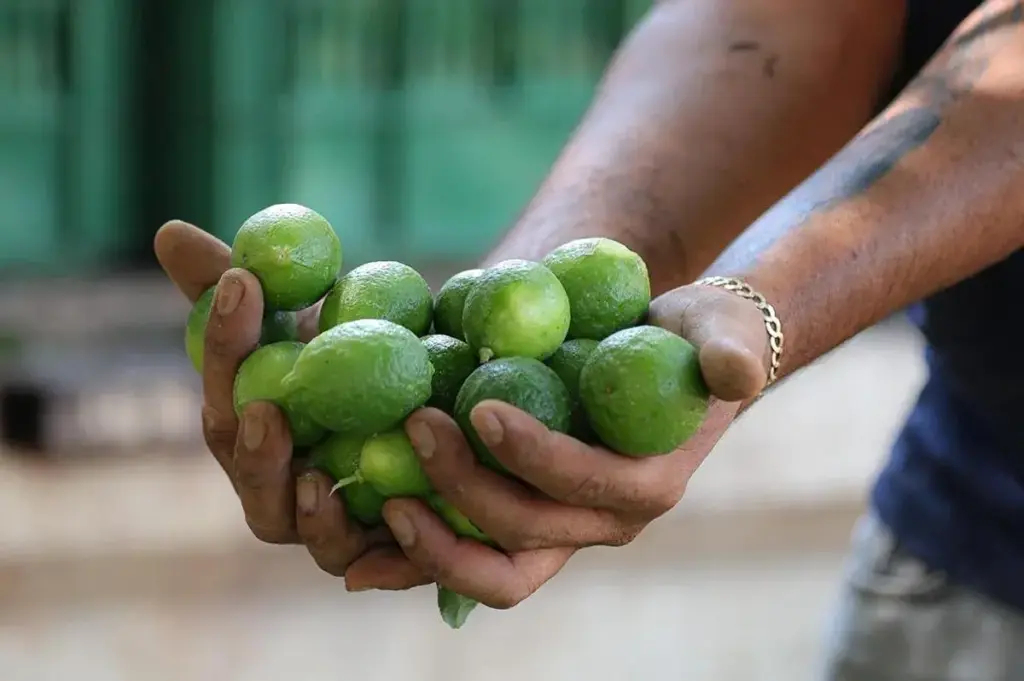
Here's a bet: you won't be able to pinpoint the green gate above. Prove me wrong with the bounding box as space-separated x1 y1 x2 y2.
0 0 135 275
202 0 651 265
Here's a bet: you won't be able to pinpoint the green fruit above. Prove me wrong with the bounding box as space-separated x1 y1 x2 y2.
185 286 298 373
231 203 342 311
462 259 571 362
454 357 572 474
427 494 493 544
422 334 478 414
282 319 433 435
233 342 326 447
579 325 709 456
318 261 433 336
432 269 484 341
357 428 432 498
309 433 387 526
546 339 600 442
542 237 650 340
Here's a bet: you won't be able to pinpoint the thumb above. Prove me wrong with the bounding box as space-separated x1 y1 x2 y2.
647 284 769 402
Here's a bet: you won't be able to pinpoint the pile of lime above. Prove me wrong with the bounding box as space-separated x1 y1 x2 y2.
183 204 711 629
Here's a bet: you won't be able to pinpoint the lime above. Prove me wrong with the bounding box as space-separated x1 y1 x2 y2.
422 334 478 414
462 260 571 362
231 203 342 311
318 261 433 336
185 286 297 373
579 326 709 456
432 269 484 341
282 319 433 435
542 237 650 340
546 339 600 443
427 494 492 544
233 342 326 447
356 428 433 498
309 433 386 526
454 357 572 474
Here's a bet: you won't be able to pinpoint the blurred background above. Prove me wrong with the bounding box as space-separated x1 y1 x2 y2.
0 1 925 679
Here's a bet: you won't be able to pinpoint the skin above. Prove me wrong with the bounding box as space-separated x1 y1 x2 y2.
155 0 1024 608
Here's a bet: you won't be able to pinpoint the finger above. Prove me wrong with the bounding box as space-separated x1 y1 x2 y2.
344 545 432 592
233 402 299 544
295 470 377 574
201 269 264 472
153 220 231 303
384 498 574 610
465 401 685 518
648 286 768 401
406 409 638 551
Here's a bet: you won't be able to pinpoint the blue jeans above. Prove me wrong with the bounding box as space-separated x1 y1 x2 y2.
822 514 1024 680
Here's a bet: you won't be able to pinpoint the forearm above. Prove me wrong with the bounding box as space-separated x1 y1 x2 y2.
485 0 904 293
709 0 1024 378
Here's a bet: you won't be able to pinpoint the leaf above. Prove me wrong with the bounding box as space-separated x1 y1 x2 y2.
437 586 479 629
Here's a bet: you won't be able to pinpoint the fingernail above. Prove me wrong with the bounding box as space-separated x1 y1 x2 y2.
471 407 504 447
388 510 417 548
297 473 319 516
345 580 372 593
406 420 435 460
216 276 243 315
242 410 266 451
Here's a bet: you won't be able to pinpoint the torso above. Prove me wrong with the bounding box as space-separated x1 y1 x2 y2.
872 0 1024 613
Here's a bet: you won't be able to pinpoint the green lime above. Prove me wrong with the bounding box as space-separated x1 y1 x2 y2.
185 286 298 374
542 237 650 340
422 334 478 414
454 357 572 474
231 203 342 311
427 494 493 544
462 259 570 362
355 428 432 498
309 433 387 526
233 342 326 447
579 325 709 456
432 269 484 341
282 319 433 435
546 339 600 443
318 261 433 336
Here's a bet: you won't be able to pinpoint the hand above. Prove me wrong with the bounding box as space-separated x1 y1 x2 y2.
154 220 428 589
356 284 770 608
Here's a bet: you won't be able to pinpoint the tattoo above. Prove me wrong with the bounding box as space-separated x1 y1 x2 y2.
716 1 1023 265
728 40 760 52
952 2 1024 48
727 39 779 79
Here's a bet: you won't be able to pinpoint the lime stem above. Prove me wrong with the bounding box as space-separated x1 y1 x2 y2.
330 472 363 495
479 347 494 363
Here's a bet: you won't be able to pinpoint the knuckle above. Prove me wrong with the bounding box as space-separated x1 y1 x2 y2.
562 471 610 506
203 421 237 458
246 516 295 545
310 549 352 577
601 525 641 548
233 459 274 494
485 588 527 611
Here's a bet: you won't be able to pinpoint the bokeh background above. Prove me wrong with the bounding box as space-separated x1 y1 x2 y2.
0 2 925 679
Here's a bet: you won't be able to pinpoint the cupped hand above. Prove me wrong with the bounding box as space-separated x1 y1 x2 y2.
352 283 770 608
154 220 428 589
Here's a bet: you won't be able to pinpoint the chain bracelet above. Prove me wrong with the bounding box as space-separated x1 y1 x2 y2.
693 276 785 386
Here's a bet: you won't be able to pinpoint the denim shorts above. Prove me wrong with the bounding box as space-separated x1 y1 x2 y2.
821 514 1024 681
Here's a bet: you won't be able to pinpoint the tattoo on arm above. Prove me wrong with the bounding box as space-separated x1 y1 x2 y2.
725 0 1023 258
821 0 1023 204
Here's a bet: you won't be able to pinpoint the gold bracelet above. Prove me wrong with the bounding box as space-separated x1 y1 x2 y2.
693 276 785 386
